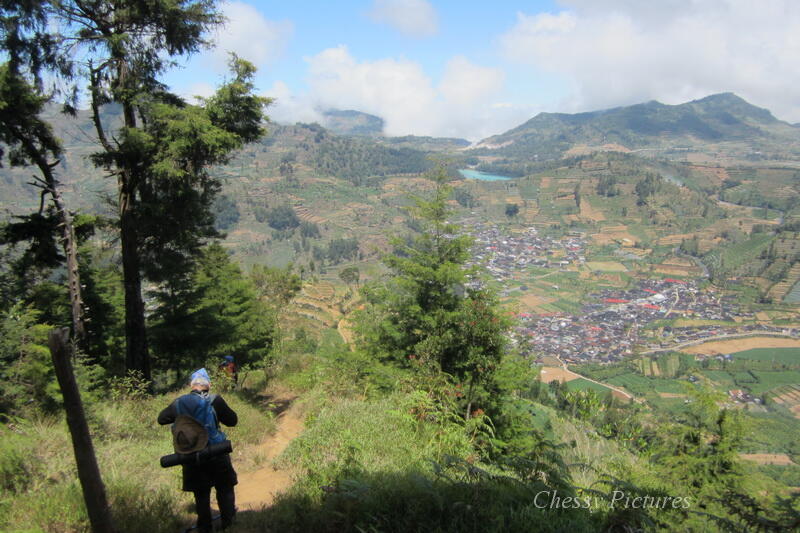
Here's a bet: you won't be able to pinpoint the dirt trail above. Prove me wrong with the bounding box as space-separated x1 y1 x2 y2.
235 397 304 510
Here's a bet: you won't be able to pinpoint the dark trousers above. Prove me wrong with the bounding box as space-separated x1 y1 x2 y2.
193 483 236 532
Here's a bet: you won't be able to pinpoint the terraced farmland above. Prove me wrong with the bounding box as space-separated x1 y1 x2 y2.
293 204 327 224
289 281 340 328
769 262 800 302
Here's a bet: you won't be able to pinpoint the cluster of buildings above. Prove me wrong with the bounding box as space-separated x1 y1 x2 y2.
457 221 797 365
727 389 761 404
512 278 793 363
464 224 585 281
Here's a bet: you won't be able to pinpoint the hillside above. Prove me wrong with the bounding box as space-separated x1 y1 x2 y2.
473 93 800 161
320 109 384 137
0 106 454 214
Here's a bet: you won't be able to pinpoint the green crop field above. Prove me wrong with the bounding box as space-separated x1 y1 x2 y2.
565 378 612 394
647 396 691 417
699 370 736 389
730 371 758 384
747 371 800 395
718 234 774 270
733 348 800 365
695 368 800 396
605 373 689 396
743 410 800 456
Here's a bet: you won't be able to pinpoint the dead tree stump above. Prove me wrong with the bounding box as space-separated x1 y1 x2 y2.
48 327 115 533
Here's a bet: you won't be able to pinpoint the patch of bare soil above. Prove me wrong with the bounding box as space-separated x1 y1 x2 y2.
519 293 555 312
739 454 796 466
539 366 581 383
682 337 800 354
579 200 606 222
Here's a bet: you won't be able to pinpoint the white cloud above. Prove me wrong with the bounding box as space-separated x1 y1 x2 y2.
183 82 216 104
500 0 800 122
285 46 518 140
264 81 324 125
439 56 505 108
305 45 438 135
367 0 438 37
211 2 293 69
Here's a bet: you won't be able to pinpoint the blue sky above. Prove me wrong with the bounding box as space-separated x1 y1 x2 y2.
163 1 800 141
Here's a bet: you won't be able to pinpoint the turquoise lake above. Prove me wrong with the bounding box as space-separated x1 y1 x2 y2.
458 169 512 181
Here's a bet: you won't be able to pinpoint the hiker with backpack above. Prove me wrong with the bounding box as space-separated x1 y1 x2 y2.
158 368 238 532
219 355 238 385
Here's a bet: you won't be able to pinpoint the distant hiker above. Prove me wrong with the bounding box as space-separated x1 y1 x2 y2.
158 368 238 532
219 355 238 385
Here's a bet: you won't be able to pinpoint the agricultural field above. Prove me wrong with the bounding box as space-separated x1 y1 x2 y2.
604 373 688 396
746 371 800 395
586 261 628 272
769 385 800 421
739 454 797 466
538 366 581 384
682 337 800 355
733 347 800 364
575 340 800 461
565 377 614 394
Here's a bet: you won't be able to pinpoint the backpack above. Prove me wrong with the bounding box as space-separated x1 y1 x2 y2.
172 393 227 453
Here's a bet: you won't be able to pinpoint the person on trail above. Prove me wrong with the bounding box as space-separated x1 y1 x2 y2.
158 368 238 532
219 355 238 385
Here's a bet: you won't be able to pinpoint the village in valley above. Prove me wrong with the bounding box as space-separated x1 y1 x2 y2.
460 221 799 402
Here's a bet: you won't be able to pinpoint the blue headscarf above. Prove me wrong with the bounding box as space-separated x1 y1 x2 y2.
190 367 211 388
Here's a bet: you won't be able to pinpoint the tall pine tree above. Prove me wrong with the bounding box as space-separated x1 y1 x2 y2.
6 2 271 380
356 164 509 418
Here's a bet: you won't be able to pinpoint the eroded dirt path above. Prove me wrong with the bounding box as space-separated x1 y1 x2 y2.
235 394 305 510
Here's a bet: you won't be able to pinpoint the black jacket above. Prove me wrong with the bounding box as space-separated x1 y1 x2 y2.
158 390 239 491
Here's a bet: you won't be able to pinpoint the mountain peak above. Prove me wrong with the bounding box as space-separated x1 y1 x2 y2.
688 92 778 123
321 109 384 137
474 93 796 160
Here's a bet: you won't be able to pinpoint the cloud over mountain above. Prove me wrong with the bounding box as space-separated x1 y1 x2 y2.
500 0 800 122
277 46 519 140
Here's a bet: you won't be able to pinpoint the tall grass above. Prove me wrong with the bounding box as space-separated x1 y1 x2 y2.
231 389 613 533
0 388 274 532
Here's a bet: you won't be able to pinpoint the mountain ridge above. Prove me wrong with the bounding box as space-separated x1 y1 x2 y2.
472 93 800 160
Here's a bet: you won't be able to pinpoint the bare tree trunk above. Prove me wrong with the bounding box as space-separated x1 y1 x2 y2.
16 136 86 344
465 378 475 421
48 328 115 533
50 183 85 344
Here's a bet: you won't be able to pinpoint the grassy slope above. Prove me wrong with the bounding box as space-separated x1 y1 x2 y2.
230 353 646 533
0 390 274 532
